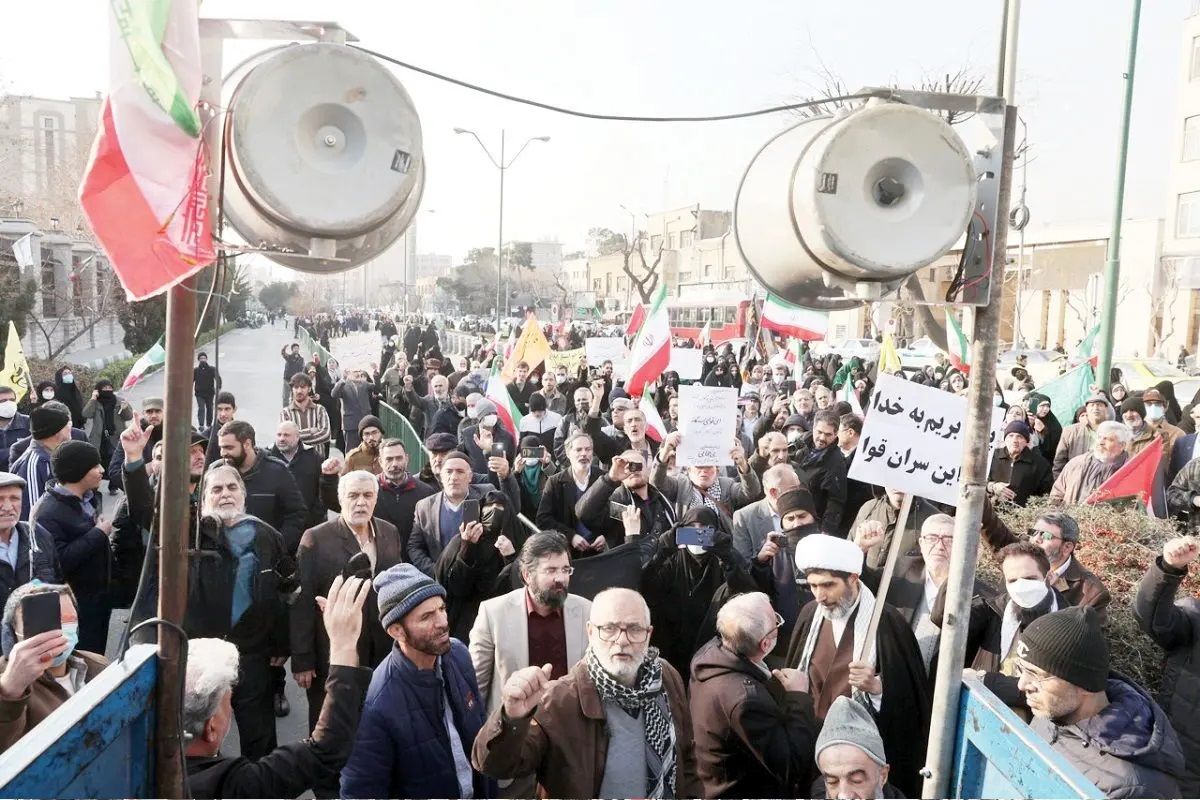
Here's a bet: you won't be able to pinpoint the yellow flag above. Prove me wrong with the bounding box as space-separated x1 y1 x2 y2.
502 314 552 379
0 322 31 402
879 331 903 375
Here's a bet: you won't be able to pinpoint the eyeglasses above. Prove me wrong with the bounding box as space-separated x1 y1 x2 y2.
537 566 575 577
920 534 954 547
595 623 650 643
1014 661 1057 688
773 612 785 630
1026 527 1062 543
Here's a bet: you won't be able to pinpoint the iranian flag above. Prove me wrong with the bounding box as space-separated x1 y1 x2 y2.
638 393 667 442
841 379 864 415
626 285 672 398
122 338 166 390
945 309 971 373
485 361 522 439
625 304 646 338
785 339 804 381
1075 323 1101 367
78 0 215 301
760 293 828 341
1085 436 1163 514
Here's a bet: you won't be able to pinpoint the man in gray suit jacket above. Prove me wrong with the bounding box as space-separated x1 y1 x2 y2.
408 451 520 576
468 531 591 798
650 430 762 532
731 464 802 562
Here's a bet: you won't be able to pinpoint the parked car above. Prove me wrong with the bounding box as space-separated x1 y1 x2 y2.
995 349 1068 386
832 338 881 361
898 337 944 368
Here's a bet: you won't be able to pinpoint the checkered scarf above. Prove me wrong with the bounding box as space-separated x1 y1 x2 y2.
586 646 676 798
698 479 723 514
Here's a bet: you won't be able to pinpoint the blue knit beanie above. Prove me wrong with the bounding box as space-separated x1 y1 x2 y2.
374 564 446 631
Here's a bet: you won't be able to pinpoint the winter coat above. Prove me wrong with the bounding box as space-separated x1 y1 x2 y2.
53 368 84 429
0 414 30 473
1167 457 1200 529
407 482 521 577
270 444 326 530
321 472 436 560
331 379 376 428
0 651 108 754
1168 433 1200 485
1052 421 1100 477
535 467 607 547
790 445 849 535
435 527 513 641
688 638 819 797
340 642 494 799
471 656 701 799
193 362 220 398
574 473 678 544
1051 451 1127 506
212 449 308 554
1133 556 1200 795
0 522 60 612
31 488 121 603
1030 674 1184 799
82 396 133 454
290 518 401 676
989 445 1053 506
649 459 762 534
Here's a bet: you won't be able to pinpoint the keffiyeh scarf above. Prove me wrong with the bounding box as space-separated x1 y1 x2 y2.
586 645 677 798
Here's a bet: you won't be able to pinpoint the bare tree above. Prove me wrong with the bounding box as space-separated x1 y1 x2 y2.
1148 260 1181 359
24 258 120 360
622 232 665 304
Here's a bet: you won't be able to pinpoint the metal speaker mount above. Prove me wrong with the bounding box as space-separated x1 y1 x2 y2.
221 42 425 273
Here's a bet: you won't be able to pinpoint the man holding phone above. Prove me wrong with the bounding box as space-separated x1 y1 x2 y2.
576 450 676 545
537 434 608 555
409 452 515 577
0 582 106 753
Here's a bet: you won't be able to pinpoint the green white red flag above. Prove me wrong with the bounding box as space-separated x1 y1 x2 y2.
122 338 166 390
485 361 523 439
760 293 828 341
1085 436 1163 514
1075 323 1101 367
638 393 667 442
78 0 215 300
945 309 971 373
626 285 672 398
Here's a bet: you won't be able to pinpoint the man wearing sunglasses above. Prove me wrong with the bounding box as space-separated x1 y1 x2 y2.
689 591 820 797
978 498 1111 621
473 587 701 798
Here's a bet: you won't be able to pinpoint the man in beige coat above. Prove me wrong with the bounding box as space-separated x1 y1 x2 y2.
469 531 590 797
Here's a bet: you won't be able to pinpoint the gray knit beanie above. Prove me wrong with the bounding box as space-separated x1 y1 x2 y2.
815 696 887 766
374 563 446 631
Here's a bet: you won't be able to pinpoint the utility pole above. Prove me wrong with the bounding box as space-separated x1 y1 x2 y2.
1096 0 1143 388
922 1 1020 796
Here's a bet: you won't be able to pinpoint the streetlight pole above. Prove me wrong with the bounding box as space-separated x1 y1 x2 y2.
454 127 549 334
1096 0 1143 387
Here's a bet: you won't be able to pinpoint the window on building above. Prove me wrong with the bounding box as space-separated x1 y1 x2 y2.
678 271 693 283
1178 191 1200 238
723 265 735 280
593 278 602 292
650 234 663 251
1186 116 1200 162
680 230 694 248
616 276 625 292
668 233 678 249
703 263 713 278
605 274 612 294
1193 36 1200 81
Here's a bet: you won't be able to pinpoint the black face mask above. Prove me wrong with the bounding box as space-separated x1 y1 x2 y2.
784 522 820 549
480 507 505 533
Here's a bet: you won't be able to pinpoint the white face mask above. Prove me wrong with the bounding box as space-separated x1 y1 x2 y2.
787 429 803 443
41 390 54 400
1145 405 1166 422
0 401 15 419
1007 577 1049 609
685 544 708 556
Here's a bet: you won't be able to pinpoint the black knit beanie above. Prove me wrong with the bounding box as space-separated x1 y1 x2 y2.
1119 396 1146 420
51 440 102 484
1017 606 1109 692
30 406 70 440
777 487 817 518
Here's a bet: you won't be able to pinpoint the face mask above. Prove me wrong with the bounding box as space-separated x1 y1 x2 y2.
0 401 15 419
783 522 820 546
41 390 54 400
685 544 708 556
1007 577 1049 609
787 429 803 444
50 622 79 667
61 374 74 384
1146 405 1166 422
993 395 1003 407
480 507 504 533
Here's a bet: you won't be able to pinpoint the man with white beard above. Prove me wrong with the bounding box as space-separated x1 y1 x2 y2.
472 588 702 798
785 534 930 798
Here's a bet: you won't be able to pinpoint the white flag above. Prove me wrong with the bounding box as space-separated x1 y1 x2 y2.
11 234 33 269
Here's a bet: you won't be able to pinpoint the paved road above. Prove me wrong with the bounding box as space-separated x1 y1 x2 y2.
104 319 313 760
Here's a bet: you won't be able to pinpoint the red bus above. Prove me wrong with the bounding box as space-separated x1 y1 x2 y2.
667 299 753 344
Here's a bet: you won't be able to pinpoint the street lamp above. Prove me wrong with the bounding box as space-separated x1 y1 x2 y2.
454 128 550 332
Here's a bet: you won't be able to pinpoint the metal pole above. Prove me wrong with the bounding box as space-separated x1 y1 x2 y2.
496 129 505 334
922 4 1019 796
1096 0 1143 388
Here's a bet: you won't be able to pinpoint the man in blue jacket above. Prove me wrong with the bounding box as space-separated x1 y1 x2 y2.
341 563 493 799
0 386 30 474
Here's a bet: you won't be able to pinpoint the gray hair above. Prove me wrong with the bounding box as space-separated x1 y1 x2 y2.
201 465 246 517
1034 510 1080 543
338 469 378 497
517 531 571 576
716 592 775 656
763 463 800 491
1096 420 1132 445
183 638 240 739
1 582 76 656
921 513 956 535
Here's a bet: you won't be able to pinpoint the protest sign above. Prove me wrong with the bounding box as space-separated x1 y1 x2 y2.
546 348 586 376
585 337 629 377
848 373 1005 505
677 384 737 466
668 348 704 381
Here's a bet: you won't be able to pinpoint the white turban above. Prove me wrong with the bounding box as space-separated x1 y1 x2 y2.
795 533 864 576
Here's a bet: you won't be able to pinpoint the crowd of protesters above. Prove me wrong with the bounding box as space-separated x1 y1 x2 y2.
0 309 1197 798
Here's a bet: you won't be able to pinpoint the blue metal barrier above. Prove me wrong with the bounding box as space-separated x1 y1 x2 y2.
0 644 157 799
953 674 1101 799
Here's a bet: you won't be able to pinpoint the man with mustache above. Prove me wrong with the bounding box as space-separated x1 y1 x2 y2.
472 587 701 798
340 564 492 799
468 532 591 798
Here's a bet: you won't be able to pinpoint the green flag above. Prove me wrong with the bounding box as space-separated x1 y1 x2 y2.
1038 362 1095 429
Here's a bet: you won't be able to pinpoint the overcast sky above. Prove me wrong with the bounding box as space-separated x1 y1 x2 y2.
1 0 1189 267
